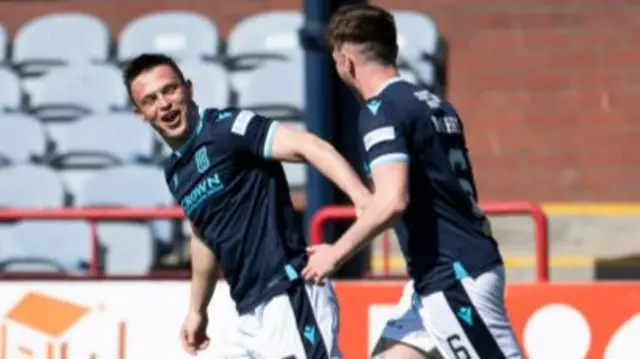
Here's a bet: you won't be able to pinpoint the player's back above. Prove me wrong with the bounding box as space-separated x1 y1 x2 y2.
358 79 503 295
165 107 307 314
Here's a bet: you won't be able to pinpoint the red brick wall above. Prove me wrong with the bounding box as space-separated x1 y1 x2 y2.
2 0 638 202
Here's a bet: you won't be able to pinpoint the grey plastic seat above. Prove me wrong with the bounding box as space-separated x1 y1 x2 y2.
119 11 220 63
12 12 110 76
0 68 23 112
179 62 231 109
97 222 154 275
29 65 128 119
236 52 304 119
77 165 172 207
227 11 303 68
0 165 66 208
52 113 155 167
0 114 48 164
393 11 440 86
393 11 439 60
77 165 174 249
0 220 92 274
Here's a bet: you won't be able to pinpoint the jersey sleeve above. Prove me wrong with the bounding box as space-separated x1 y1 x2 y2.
358 98 409 174
226 109 279 158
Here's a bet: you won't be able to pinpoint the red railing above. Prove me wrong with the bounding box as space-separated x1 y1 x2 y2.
309 201 550 282
0 207 185 277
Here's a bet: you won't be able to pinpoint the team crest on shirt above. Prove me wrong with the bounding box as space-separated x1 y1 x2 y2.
195 147 210 173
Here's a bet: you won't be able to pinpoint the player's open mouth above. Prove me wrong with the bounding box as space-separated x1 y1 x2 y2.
162 110 181 128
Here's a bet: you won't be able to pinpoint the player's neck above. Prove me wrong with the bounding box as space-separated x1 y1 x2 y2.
358 65 401 100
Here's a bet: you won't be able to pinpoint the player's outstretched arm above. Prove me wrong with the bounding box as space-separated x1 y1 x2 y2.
333 162 408 260
180 224 220 355
269 123 370 208
188 226 221 315
303 161 408 283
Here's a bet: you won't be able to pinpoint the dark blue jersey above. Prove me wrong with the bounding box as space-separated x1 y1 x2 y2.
358 78 503 295
164 107 307 314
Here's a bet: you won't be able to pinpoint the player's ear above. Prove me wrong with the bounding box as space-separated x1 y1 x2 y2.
347 56 356 78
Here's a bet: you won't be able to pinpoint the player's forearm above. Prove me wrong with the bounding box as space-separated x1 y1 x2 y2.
301 135 370 204
332 194 406 266
189 234 221 315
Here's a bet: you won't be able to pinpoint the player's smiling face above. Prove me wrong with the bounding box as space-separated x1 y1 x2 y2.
130 64 194 145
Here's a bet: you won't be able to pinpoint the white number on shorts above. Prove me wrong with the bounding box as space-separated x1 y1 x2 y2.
448 149 492 236
446 334 472 359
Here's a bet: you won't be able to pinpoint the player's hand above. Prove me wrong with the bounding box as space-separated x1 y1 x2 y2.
302 244 339 284
180 311 210 356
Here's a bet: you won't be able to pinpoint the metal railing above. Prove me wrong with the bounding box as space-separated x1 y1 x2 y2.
0 207 184 277
309 202 550 282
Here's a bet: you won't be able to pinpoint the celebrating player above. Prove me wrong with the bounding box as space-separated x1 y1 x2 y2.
302 5 523 359
124 53 369 358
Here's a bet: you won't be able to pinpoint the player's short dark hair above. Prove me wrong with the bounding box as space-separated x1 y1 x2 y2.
122 53 186 103
325 4 398 66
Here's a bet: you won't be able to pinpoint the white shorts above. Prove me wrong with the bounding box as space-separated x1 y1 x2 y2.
376 266 523 359
215 281 342 359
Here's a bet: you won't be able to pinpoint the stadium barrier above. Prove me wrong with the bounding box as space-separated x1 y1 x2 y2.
310 201 550 282
0 280 637 358
0 207 638 358
0 207 185 277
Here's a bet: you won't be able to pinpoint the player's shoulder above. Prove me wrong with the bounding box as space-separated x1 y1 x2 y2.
359 89 415 128
204 106 263 135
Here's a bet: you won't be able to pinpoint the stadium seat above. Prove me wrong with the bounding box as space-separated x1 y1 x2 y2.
51 113 155 168
77 164 172 207
0 164 67 208
0 25 7 63
0 113 49 165
0 220 93 275
393 11 440 87
12 12 110 76
96 222 155 275
118 11 220 63
236 52 304 119
29 64 128 120
76 164 175 251
179 62 231 109
0 68 23 112
227 11 303 69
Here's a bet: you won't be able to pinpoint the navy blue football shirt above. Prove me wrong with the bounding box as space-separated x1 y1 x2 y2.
164 107 307 314
359 78 503 295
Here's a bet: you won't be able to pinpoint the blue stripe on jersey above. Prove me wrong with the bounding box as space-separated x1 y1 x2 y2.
369 152 409 170
174 107 206 157
263 121 279 158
